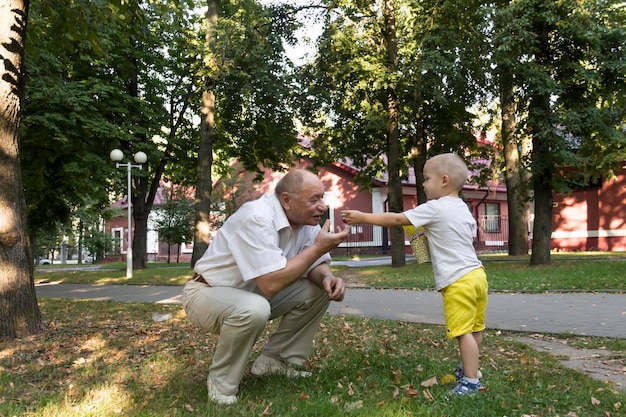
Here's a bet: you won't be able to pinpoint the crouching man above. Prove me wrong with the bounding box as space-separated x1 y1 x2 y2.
182 169 349 405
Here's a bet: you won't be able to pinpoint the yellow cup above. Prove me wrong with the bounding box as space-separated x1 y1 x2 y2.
404 225 430 263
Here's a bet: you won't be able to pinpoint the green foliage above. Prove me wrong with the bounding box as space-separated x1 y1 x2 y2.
211 0 301 176
298 0 495 190
153 186 195 262
210 161 260 222
33 223 64 261
21 0 170 233
82 226 115 261
493 0 626 192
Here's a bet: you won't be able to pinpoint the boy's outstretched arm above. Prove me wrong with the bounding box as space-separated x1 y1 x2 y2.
341 210 410 227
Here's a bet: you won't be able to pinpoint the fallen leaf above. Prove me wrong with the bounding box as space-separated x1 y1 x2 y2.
420 376 438 387
405 385 419 397
184 404 194 412
392 369 402 384
344 400 363 411
298 392 310 400
591 397 601 405
440 373 457 385
259 402 272 416
422 389 434 401
520 353 530 365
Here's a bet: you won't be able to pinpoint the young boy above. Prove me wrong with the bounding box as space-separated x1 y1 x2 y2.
341 153 487 396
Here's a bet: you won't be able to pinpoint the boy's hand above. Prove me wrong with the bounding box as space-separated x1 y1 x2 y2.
341 210 363 225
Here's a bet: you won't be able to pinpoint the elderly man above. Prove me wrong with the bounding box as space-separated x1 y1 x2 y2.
182 169 350 405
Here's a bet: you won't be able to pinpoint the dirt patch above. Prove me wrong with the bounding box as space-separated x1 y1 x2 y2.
515 334 626 392
340 268 367 287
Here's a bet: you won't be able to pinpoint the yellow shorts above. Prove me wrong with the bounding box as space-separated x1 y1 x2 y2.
441 268 488 339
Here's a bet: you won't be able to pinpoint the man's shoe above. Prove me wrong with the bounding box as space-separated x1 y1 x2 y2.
449 378 484 396
207 376 237 405
251 354 312 378
453 364 482 381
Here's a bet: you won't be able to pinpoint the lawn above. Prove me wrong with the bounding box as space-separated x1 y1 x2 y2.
35 253 626 292
1 299 624 417
15 253 625 416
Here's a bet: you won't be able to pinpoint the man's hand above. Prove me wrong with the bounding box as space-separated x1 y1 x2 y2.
322 275 345 301
314 219 350 252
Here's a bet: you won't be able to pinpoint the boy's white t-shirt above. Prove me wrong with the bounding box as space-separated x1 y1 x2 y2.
404 196 483 290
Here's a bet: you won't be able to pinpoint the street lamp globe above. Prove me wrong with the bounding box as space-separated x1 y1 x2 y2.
110 148 124 162
134 151 147 164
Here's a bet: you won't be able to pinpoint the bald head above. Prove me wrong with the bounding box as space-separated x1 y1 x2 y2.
425 153 469 191
275 169 321 196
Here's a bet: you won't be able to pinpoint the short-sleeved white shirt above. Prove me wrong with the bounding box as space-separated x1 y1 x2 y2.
404 196 483 290
194 193 331 291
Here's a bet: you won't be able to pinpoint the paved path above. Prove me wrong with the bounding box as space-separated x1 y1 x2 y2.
35 283 626 338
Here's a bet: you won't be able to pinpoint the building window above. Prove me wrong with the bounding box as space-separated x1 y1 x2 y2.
484 203 500 232
112 227 123 255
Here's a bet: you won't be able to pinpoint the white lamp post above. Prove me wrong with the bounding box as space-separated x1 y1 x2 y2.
110 149 147 278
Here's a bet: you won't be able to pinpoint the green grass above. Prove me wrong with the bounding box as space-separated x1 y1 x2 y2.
35 262 194 286
337 253 626 292
34 253 626 292
1 299 624 417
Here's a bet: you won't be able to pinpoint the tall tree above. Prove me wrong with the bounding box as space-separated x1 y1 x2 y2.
21 0 126 250
22 0 203 271
381 0 405 267
191 0 218 265
0 0 45 339
298 0 492 265
154 187 194 263
494 0 626 265
191 0 302 265
494 0 531 256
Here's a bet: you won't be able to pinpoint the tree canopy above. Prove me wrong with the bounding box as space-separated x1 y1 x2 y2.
11 0 626 270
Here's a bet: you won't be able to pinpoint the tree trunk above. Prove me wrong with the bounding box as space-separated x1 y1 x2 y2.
191 0 218 267
78 218 84 264
529 99 553 266
0 0 46 339
411 114 428 205
531 177 552 265
529 20 553 266
383 0 405 268
501 69 530 256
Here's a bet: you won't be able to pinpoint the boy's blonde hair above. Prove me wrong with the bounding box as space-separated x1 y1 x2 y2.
426 153 469 191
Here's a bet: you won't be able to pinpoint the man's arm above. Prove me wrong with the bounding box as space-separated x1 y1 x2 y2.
255 220 349 298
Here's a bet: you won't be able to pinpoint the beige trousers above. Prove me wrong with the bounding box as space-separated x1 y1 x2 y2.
182 278 331 396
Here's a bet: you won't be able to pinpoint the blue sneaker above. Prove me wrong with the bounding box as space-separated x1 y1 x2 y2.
453 365 464 381
453 364 482 381
449 378 484 396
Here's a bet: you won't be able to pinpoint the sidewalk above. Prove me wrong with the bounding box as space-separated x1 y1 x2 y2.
34 282 626 338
